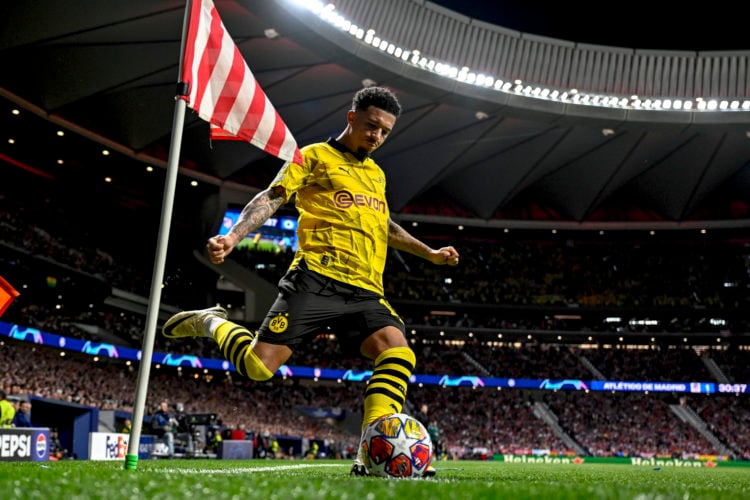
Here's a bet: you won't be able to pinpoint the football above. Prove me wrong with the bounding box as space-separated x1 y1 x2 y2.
361 413 433 478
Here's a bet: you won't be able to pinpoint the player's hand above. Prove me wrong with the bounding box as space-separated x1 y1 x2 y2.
431 246 459 266
206 234 238 264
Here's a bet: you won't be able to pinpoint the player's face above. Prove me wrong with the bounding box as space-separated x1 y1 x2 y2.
347 106 396 155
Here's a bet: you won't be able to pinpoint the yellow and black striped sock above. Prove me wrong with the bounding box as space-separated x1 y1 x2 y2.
362 346 416 428
213 322 272 381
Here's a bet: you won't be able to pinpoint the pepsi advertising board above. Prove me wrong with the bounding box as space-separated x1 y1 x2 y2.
0 428 50 461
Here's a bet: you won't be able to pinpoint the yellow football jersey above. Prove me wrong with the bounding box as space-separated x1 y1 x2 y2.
270 139 390 295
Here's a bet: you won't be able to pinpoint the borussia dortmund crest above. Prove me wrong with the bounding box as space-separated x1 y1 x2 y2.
269 313 289 333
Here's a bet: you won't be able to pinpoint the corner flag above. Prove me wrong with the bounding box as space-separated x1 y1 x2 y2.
181 0 303 165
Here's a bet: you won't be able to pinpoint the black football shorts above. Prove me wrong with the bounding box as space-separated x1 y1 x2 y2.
257 259 405 356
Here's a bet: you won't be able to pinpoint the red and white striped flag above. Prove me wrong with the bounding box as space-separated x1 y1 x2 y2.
209 122 239 141
181 0 303 165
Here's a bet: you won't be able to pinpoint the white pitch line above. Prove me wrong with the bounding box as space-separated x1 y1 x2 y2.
158 463 345 474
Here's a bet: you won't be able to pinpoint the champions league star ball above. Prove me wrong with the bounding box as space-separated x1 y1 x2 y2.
361 413 433 478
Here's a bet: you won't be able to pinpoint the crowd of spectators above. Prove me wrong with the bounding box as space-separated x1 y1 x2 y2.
231 232 750 319
0 179 214 310
2 334 749 460
689 394 750 459
0 341 360 456
543 391 714 458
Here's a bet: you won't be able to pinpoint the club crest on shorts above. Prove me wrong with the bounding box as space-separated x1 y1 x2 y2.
269 313 289 333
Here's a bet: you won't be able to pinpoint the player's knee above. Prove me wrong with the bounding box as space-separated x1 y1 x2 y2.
361 327 409 359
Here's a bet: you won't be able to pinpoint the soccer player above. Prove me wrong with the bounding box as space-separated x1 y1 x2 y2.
163 86 459 475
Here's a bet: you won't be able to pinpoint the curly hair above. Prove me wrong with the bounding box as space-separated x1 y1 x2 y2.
351 86 402 117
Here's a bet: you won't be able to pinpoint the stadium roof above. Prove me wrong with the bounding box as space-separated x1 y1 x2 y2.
3 0 750 230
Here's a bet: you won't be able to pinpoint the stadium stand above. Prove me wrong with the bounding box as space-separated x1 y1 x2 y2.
2 57 750 460
3 174 750 460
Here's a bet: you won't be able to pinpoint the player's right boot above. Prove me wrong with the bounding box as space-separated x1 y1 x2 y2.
162 306 228 339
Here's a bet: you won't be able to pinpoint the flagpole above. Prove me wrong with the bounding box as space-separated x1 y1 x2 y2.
124 0 193 470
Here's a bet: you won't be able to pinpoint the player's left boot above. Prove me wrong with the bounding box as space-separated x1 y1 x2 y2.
423 465 436 477
350 461 368 476
350 437 368 476
163 306 227 339
350 419 380 476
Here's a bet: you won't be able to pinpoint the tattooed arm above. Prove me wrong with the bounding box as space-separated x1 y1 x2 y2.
387 218 459 266
206 186 286 264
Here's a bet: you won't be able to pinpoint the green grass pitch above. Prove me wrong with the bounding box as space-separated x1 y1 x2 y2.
2 459 749 499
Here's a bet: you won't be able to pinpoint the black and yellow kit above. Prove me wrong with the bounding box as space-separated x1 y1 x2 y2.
214 138 414 426
271 138 391 296
256 138 405 349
